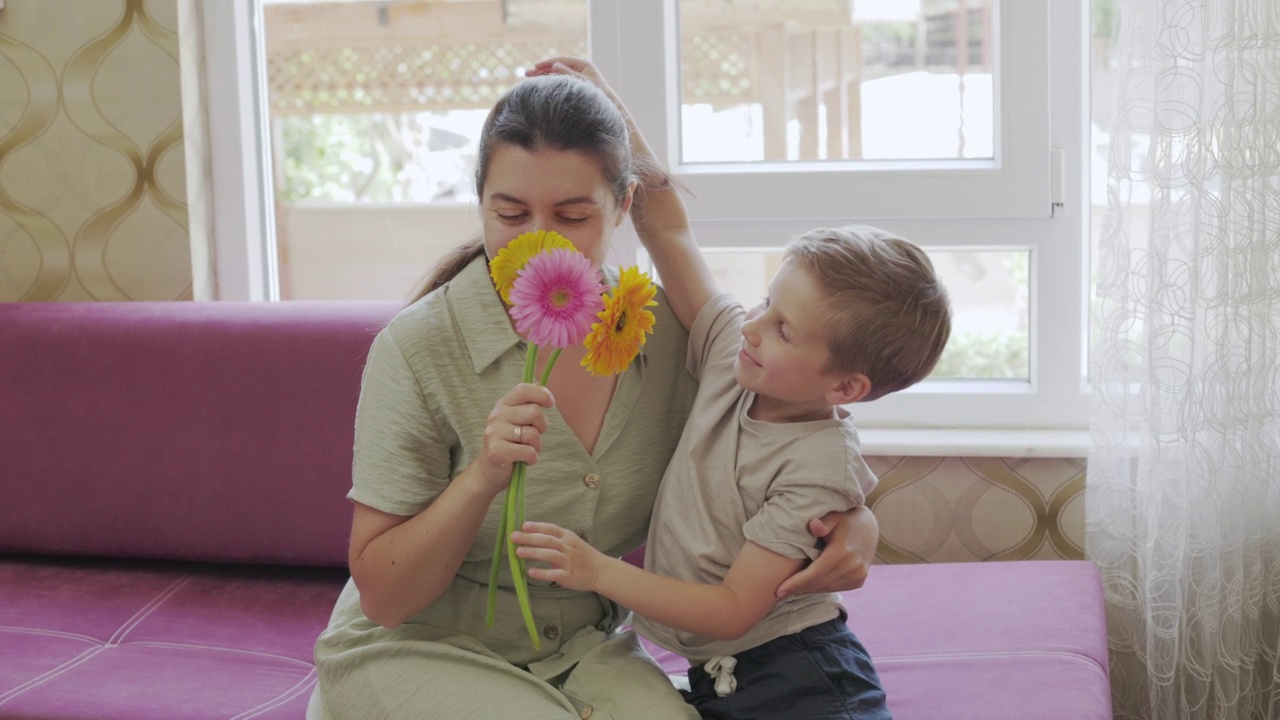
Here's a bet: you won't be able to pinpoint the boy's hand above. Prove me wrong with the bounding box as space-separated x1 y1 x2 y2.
526 57 614 100
513 521 602 592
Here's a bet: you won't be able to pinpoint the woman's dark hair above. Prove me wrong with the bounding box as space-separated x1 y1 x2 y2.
410 75 636 303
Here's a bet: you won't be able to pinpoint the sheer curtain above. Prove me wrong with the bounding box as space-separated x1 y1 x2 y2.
1087 1 1280 718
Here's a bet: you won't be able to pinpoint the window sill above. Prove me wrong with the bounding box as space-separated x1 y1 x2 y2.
858 428 1090 459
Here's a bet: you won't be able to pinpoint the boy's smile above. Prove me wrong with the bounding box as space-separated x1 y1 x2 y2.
734 260 857 423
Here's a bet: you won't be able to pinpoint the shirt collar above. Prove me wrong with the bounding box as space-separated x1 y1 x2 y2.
448 254 521 375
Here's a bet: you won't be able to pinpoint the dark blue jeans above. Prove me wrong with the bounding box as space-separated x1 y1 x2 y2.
682 617 891 720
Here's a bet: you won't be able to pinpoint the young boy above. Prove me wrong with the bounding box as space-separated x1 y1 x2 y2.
513 61 951 720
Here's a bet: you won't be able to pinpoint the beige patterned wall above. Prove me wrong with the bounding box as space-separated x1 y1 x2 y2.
865 456 1086 564
0 0 191 301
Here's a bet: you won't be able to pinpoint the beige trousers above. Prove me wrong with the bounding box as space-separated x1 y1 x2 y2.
307 629 697 720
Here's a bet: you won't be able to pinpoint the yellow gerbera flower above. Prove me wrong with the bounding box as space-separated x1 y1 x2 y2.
581 266 658 376
489 230 577 304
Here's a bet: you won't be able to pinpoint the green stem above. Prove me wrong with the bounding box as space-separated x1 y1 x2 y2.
503 341 540 647
506 461 541 650
520 345 554 592
484 341 544 644
484 487 511 627
539 348 563 387
523 342 538 384
515 461 527 546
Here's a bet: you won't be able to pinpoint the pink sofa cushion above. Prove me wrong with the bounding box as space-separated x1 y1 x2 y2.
0 301 398 567
0 556 345 719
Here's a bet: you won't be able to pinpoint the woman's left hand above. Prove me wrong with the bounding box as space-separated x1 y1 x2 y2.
775 505 879 598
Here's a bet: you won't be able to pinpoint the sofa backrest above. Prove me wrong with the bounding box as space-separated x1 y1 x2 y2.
0 301 399 567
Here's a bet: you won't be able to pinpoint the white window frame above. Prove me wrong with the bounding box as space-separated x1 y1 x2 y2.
595 0 1052 221
204 0 1089 433
200 0 278 302
593 0 1088 432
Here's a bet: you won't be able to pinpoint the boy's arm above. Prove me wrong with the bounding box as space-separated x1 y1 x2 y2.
629 179 718 333
529 57 717 331
514 522 801 642
776 505 878 598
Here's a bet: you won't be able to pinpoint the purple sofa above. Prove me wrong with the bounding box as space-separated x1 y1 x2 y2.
0 301 1113 719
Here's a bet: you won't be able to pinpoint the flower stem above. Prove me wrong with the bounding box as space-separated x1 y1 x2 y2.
484 487 511 627
507 459 540 650
539 348 563 386
505 342 540 648
516 461 527 547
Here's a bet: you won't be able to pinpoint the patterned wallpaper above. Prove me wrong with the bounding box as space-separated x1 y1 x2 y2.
866 456 1086 564
0 0 191 301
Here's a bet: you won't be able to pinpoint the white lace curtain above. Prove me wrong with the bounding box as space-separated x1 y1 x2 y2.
1086 1 1280 718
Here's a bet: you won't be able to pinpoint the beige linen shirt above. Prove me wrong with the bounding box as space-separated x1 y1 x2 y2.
634 293 879 662
314 255 697 673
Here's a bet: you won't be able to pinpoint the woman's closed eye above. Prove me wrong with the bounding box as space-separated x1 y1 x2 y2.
492 211 589 225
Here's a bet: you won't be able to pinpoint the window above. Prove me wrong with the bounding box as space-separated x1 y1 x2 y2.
261 0 588 300
202 0 1088 431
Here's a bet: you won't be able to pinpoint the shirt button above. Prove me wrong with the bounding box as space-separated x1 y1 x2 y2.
583 473 600 488
543 624 560 641
579 707 593 719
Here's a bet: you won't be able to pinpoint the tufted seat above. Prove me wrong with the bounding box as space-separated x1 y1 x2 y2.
0 558 345 719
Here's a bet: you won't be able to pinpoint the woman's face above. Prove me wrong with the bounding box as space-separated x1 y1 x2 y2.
481 144 633 269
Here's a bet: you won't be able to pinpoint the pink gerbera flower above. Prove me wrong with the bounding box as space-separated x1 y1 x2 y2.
508 248 605 348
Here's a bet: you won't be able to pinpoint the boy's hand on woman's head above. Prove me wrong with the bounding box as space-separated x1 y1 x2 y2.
774 507 878 598
527 57 602 85
526 57 625 111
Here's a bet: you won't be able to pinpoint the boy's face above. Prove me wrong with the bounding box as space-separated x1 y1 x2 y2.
735 260 856 421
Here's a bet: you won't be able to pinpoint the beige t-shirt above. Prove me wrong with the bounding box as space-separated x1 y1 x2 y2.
314 255 698 671
634 293 878 662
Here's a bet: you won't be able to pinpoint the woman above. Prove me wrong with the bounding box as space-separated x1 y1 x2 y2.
308 61 879 720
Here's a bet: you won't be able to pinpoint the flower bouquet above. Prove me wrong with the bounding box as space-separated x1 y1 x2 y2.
485 230 658 649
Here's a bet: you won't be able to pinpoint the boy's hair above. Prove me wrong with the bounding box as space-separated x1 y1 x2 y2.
784 225 952 401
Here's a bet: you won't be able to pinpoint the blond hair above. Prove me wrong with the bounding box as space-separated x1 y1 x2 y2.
784 225 952 401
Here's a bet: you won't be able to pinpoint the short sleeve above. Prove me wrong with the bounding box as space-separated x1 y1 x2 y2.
348 328 454 516
686 293 743 381
741 437 866 561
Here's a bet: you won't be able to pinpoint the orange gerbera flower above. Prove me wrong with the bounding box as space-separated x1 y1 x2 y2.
489 230 577 304
581 266 658 376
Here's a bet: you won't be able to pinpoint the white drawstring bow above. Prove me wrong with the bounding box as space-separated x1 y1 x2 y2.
703 655 738 697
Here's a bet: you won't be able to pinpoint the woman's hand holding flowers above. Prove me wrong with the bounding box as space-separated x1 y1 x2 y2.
471 383 554 497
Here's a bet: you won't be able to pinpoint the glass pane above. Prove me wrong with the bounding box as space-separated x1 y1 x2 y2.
678 0 995 163
652 247 1028 381
261 0 587 300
